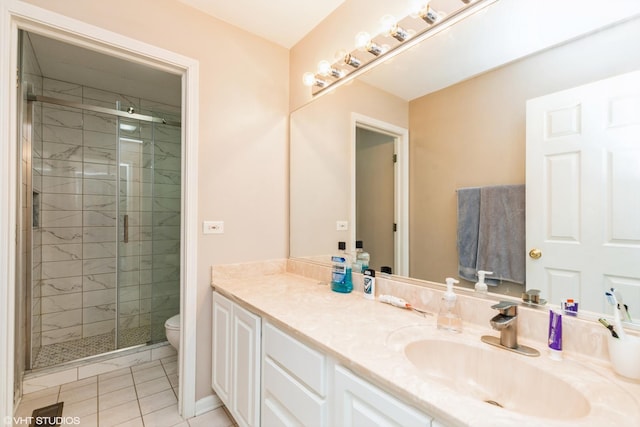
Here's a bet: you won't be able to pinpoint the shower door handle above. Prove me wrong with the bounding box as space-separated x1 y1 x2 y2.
123 214 129 243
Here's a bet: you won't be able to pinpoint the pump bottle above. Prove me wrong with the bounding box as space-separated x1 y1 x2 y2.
437 277 462 332
474 270 493 294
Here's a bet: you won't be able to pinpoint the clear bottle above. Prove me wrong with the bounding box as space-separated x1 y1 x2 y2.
437 277 462 332
474 270 493 294
331 241 353 293
354 240 370 273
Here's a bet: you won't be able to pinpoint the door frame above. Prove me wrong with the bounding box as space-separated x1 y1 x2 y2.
0 0 200 418
350 113 409 276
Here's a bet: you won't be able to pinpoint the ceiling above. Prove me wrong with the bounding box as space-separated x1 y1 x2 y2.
27 32 182 107
177 0 347 48
24 0 347 107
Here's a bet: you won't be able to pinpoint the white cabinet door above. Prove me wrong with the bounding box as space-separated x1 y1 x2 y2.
232 303 261 427
211 291 261 427
334 365 431 427
211 291 232 405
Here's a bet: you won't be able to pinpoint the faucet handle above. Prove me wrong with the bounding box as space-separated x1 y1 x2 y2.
491 301 518 316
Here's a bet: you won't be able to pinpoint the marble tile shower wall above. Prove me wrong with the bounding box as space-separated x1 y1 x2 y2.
36 77 180 347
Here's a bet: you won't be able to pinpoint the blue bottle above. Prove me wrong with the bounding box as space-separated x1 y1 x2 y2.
331 241 353 293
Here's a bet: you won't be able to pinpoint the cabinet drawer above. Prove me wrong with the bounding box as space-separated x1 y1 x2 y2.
334 365 432 427
264 322 326 396
263 358 327 426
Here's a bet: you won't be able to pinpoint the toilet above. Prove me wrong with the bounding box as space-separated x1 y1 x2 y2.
165 314 180 351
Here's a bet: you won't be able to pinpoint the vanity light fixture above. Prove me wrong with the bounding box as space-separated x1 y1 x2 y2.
380 15 410 42
344 53 362 68
302 72 328 88
418 5 442 25
355 31 383 56
318 60 345 78
303 0 499 94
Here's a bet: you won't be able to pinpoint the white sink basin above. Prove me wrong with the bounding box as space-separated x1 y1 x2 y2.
404 339 590 420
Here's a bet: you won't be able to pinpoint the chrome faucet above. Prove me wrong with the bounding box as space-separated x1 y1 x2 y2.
481 301 540 357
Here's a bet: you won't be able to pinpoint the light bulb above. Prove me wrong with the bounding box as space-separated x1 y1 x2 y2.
380 14 397 34
355 31 371 51
317 60 331 76
381 14 409 42
408 0 429 18
302 72 316 87
334 49 347 63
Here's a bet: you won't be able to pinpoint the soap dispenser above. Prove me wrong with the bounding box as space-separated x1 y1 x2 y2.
437 277 462 332
474 270 493 294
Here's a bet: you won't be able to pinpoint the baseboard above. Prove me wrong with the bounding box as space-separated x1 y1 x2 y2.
194 393 223 416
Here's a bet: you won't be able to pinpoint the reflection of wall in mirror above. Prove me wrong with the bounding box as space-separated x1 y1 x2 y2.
409 18 640 295
290 80 408 260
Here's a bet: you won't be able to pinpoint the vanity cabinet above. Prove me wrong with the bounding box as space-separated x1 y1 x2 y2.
211 291 261 427
334 365 433 427
261 321 438 427
261 322 328 426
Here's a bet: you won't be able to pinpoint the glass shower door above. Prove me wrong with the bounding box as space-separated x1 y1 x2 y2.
117 117 152 348
117 114 181 349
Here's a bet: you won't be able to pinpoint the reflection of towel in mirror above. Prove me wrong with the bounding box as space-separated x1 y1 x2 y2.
457 187 481 282
477 185 526 285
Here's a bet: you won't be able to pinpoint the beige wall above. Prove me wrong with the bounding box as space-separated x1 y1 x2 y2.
409 18 640 293
23 0 289 400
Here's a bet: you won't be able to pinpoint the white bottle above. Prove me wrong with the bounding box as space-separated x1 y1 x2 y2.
437 277 462 332
363 269 375 300
474 270 493 294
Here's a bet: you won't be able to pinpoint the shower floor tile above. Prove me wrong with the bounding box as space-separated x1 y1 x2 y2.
33 326 152 369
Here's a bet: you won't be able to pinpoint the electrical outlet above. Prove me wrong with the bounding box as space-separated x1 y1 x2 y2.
336 220 348 231
203 221 224 234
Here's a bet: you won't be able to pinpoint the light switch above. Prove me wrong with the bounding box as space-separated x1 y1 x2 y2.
336 220 348 231
203 221 224 234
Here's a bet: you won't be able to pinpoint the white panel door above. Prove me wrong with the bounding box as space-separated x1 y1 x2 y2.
232 303 261 427
211 292 232 406
526 70 640 313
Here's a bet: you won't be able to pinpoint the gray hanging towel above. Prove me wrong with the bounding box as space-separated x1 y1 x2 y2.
456 187 481 282
477 184 526 285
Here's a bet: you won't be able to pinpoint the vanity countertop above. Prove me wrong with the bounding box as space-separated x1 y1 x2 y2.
211 266 640 427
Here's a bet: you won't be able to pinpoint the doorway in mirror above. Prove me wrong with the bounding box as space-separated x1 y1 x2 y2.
351 114 408 276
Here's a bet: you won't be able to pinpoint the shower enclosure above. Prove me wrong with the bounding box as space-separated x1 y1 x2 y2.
17 31 182 371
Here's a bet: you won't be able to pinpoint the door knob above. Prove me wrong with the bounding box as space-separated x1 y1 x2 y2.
529 248 542 259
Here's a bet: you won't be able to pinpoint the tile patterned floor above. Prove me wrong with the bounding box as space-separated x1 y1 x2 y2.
33 327 152 369
14 355 236 427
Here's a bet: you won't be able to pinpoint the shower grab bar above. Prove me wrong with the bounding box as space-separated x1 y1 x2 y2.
124 214 129 243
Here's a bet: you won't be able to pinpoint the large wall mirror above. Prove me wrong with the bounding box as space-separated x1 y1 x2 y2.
290 0 640 318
